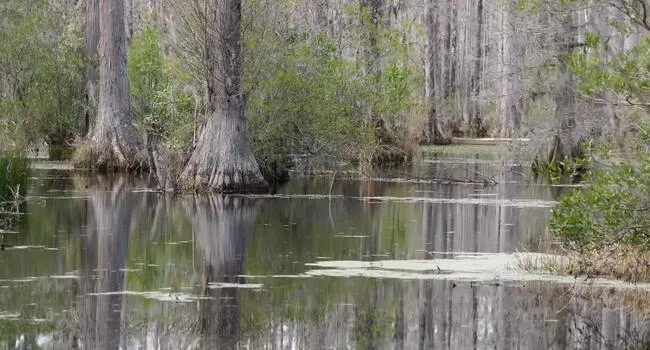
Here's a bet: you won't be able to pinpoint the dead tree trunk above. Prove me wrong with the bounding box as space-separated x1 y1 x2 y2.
179 0 267 193
83 0 100 137
424 0 450 145
79 0 146 170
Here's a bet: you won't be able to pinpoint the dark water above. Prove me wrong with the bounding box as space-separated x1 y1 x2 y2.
0 156 648 349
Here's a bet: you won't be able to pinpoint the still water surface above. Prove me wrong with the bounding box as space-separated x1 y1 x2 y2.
0 154 649 349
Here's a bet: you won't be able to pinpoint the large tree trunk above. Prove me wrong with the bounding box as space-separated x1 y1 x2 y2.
83 0 100 137
81 0 146 171
179 0 267 193
424 0 450 145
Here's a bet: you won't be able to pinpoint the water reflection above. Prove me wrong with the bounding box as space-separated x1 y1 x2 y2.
184 195 258 348
80 175 135 349
0 167 648 349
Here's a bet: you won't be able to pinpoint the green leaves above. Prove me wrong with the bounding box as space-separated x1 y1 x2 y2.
127 26 195 152
550 159 650 250
0 0 84 151
245 31 374 164
128 26 167 130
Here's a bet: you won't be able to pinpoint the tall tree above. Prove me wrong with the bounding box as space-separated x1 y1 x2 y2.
424 0 450 144
83 0 100 137
499 0 523 137
548 12 580 163
469 0 486 136
80 0 146 170
179 0 267 192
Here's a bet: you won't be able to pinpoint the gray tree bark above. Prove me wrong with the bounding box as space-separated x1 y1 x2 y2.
499 0 523 137
549 13 580 163
83 0 100 137
83 0 146 170
424 0 450 145
179 0 267 193
469 0 485 136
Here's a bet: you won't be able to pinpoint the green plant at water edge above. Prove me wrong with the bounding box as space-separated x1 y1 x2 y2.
549 158 650 251
531 156 589 183
243 1 421 173
0 156 30 203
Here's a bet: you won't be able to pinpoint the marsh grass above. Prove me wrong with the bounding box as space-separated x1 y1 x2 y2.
0 155 30 203
518 244 650 284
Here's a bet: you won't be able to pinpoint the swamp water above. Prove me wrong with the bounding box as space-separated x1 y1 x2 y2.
0 151 649 349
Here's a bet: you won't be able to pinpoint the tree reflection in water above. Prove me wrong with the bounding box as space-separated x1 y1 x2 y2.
184 195 257 349
80 175 135 349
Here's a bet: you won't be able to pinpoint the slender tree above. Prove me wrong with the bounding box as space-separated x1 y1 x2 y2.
499 0 523 137
83 0 100 137
424 0 450 145
78 0 146 170
179 0 267 192
548 12 580 163
469 0 485 136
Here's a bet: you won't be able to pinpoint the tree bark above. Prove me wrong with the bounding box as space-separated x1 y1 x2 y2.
83 0 100 137
469 0 486 136
500 0 523 137
548 13 581 163
179 0 267 193
81 0 146 171
424 0 450 145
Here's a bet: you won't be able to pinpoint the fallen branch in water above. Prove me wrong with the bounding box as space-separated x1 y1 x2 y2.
381 171 498 186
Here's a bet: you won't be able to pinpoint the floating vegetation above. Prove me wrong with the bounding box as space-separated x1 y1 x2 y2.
357 196 557 208
305 253 650 291
207 282 264 289
87 290 213 302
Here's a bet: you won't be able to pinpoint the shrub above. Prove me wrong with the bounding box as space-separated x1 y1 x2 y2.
549 154 650 250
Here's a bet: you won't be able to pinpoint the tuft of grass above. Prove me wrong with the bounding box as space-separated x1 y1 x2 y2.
0 155 30 203
518 244 650 283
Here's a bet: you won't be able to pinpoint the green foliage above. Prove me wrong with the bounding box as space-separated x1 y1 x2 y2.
245 31 374 166
243 3 420 170
128 26 196 153
0 155 30 203
0 0 84 152
532 156 589 183
549 154 650 250
567 33 650 104
129 26 167 133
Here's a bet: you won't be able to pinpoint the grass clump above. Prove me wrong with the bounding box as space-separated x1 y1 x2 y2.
0 155 30 203
518 244 650 283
